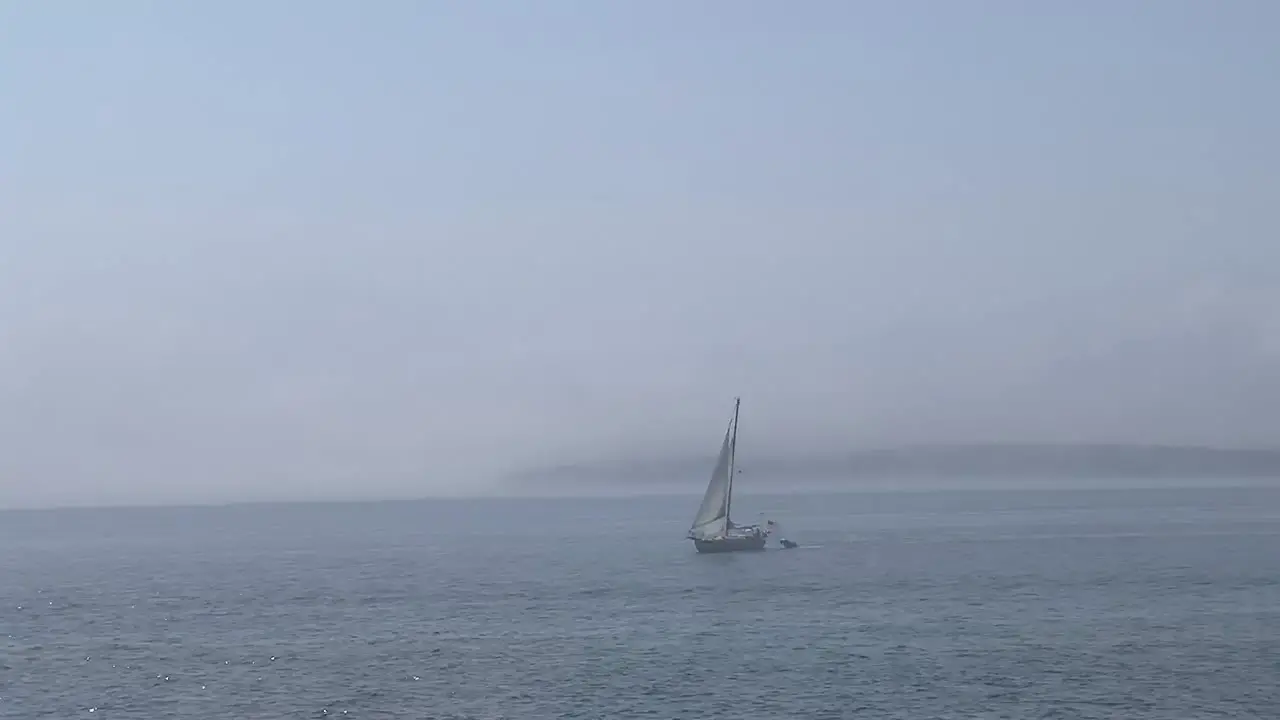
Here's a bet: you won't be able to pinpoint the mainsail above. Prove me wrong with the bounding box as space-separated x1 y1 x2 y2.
688 401 738 540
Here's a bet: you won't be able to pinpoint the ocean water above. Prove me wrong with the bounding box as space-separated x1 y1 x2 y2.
2 485 1279 719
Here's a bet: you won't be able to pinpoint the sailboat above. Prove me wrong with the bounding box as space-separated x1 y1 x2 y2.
687 397 771 553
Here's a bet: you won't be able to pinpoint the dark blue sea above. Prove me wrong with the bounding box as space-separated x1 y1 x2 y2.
3 485 1279 719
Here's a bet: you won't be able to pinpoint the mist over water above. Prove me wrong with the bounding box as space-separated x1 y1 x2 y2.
4 4 1280 509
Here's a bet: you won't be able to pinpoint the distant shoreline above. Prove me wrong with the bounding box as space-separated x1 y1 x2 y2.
4 473 1278 512
6 444 1279 511
510 443 1280 485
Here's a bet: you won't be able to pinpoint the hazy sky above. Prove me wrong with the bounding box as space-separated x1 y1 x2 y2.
2 2 1278 507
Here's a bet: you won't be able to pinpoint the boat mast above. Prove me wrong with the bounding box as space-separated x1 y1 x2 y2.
726 396 740 525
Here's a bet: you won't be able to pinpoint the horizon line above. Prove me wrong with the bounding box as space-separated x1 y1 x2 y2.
4 476 1278 513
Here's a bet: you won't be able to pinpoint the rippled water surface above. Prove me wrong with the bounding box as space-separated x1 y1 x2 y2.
3 486 1279 718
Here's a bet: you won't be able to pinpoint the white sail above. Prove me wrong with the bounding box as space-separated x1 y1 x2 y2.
689 417 735 540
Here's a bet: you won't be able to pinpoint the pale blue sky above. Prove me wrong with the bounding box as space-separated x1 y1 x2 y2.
2 2 1278 507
